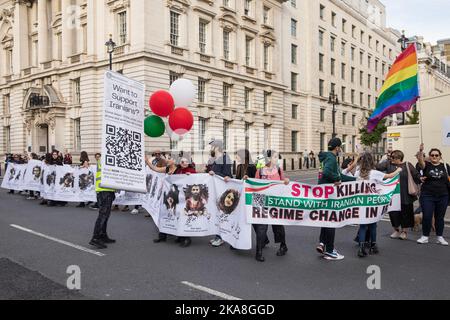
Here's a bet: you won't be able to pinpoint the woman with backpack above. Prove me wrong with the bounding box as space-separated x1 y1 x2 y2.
253 150 290 262
416 144 449 246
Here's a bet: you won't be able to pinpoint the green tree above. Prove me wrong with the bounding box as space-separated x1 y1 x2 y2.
359 110 387 147
406 109 420 125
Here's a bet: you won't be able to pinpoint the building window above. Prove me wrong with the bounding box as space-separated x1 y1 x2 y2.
264 124 271 149
73 78 81 104
360 71 364 86
351 90 355 104
330 58 335 76
291 72 298 91
223 120 230 150
291 19 297 37
223 30 230 60
170 11 180 46
292 104 298 119
341 41 345 56
383 45 386 56
245 122 250 150
376 40 379 52
199 19 208 53
223 83 231 107
351 67 355 83
368 74 371 89
375 59 379 72
320 4 325 20
360 92 364 107
368 95 372 108
244 0 252 16
245 36 252 66
320 108 325 122
360 51 364 65
319 30 324 47
389 49 392 59
352 25 356 38
291 44 297 64
375 77 379 91
244 87 251 110
342 135 347 152
352 135 356 152
291 131 298 152
330 36 335 52
169 72 179 85
223 0 230 8
351 46 355 61
198 78 206 103
341 87 346 102
117 11 127 45
320 133 326 151
352 114 356 126
170 139 178 151
342 19 347 32
319 79 325 96
330 82 336 95
263 43 270 71
368 35 372 48
368 55 372 69
198 118 207 150
360 30 364 43
319 53 324 71
342 112 347 125
291 0 296 8
331 12 336 27
341 63 346 80
3 94 10 115
263 91 270 113
4 126 11 153
263 6 270 25
73 118 81 151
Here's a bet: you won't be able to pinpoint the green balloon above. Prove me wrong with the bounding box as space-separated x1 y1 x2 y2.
144 115 165 138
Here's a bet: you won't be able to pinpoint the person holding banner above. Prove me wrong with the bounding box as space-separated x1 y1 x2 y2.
416 145 449 246
76 151 91 208
254 149 290 262
47 150 67 207
316 138 356 261
89 158 117 250
354 153 402 257
147 154 196 248
26 153 40 200
90 153 102 210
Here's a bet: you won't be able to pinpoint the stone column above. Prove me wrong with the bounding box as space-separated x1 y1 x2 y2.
12 0 30 73
38 0 49 64
61 0 73 61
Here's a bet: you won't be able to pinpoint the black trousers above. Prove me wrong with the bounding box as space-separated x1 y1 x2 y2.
389 204 414 230
253 224 286 251
93 191 115 239
319 228 335 254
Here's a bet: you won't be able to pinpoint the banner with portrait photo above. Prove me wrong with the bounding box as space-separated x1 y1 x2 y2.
75 165 97 202
141 168 166 222
1 163 26 191
22 160 43 192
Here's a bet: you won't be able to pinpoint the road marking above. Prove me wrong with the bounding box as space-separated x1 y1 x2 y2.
181 281 242 300
10 224 105 257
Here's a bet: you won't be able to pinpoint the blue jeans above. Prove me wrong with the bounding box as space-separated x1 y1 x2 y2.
420 194 448 237
358 223 377 244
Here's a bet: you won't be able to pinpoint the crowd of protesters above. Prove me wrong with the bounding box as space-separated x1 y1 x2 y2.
2 138 449 262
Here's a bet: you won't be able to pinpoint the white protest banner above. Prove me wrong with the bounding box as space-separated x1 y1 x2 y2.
245 176 401 228
141 167 166 222
3 163 26 191
213 177 252 250
49 165 79 202
101 71 146 193
75 165 97 202
42 165 58 200
22 160 43 192
113 191 143 206
443 116 450 147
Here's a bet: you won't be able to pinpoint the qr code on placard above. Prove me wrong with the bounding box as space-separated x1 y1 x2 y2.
105 124 143 171
252 193 266 207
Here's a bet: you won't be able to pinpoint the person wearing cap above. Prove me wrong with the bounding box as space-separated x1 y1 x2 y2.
316 138 356 261
208 139 233 247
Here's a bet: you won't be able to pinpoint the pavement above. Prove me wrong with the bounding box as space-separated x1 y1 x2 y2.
0 172 449 300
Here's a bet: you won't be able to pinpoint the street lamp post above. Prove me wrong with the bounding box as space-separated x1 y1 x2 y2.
328 92 339 138
105 35 116 71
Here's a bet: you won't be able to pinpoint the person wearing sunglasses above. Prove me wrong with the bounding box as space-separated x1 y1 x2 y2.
417 144 449 246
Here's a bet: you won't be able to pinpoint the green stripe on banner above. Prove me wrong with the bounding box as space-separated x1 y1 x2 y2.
246 193 253 205
246 191 399 210
246 180 277 187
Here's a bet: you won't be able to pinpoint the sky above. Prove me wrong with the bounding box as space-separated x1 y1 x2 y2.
382 0 450 44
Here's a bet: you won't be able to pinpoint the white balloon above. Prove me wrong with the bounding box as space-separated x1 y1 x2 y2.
169 79 196 107
165 121 184 142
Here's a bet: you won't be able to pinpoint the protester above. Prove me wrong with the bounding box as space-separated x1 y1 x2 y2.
76 151 90 208
208 139 232 247
26 153 40 200
354 152 402 257
47 150 67 207
416 144 449 246
89 157 116 249
7 154 21 194
316 138 356 261
147 153 195 247
254 149 290 262
304 150 309 168
63 149 73 165
377 150 421 240
39 153 52 206
309 151 316 168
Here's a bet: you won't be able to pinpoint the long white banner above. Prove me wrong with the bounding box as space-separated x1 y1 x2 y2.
101 71 146 193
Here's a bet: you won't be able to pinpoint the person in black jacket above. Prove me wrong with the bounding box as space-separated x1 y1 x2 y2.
48 150 67 207
376 150 421 240
208 139 233 247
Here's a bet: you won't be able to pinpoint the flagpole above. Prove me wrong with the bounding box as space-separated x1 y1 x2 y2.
414 42 423 144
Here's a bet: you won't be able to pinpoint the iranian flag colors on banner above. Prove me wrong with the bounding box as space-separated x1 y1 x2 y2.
245 177 401 228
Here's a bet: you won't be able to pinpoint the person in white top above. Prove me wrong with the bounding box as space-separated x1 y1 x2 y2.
354 153 402 258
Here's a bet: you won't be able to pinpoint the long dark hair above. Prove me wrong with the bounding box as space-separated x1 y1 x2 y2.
358 152 375 180
80 151 90 163
236 149 252 177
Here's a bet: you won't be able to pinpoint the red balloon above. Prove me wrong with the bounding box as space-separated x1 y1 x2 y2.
149 90 174 117
169 108 194 135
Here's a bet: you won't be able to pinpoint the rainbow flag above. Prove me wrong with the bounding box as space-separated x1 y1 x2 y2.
367 44 419 132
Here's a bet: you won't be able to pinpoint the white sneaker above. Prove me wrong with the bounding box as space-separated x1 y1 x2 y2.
436 237 449 246
390 231 401 239
323 249 345 261
211 239 225 247
131 209 139 215
417 236 429 244
209 238 216 245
